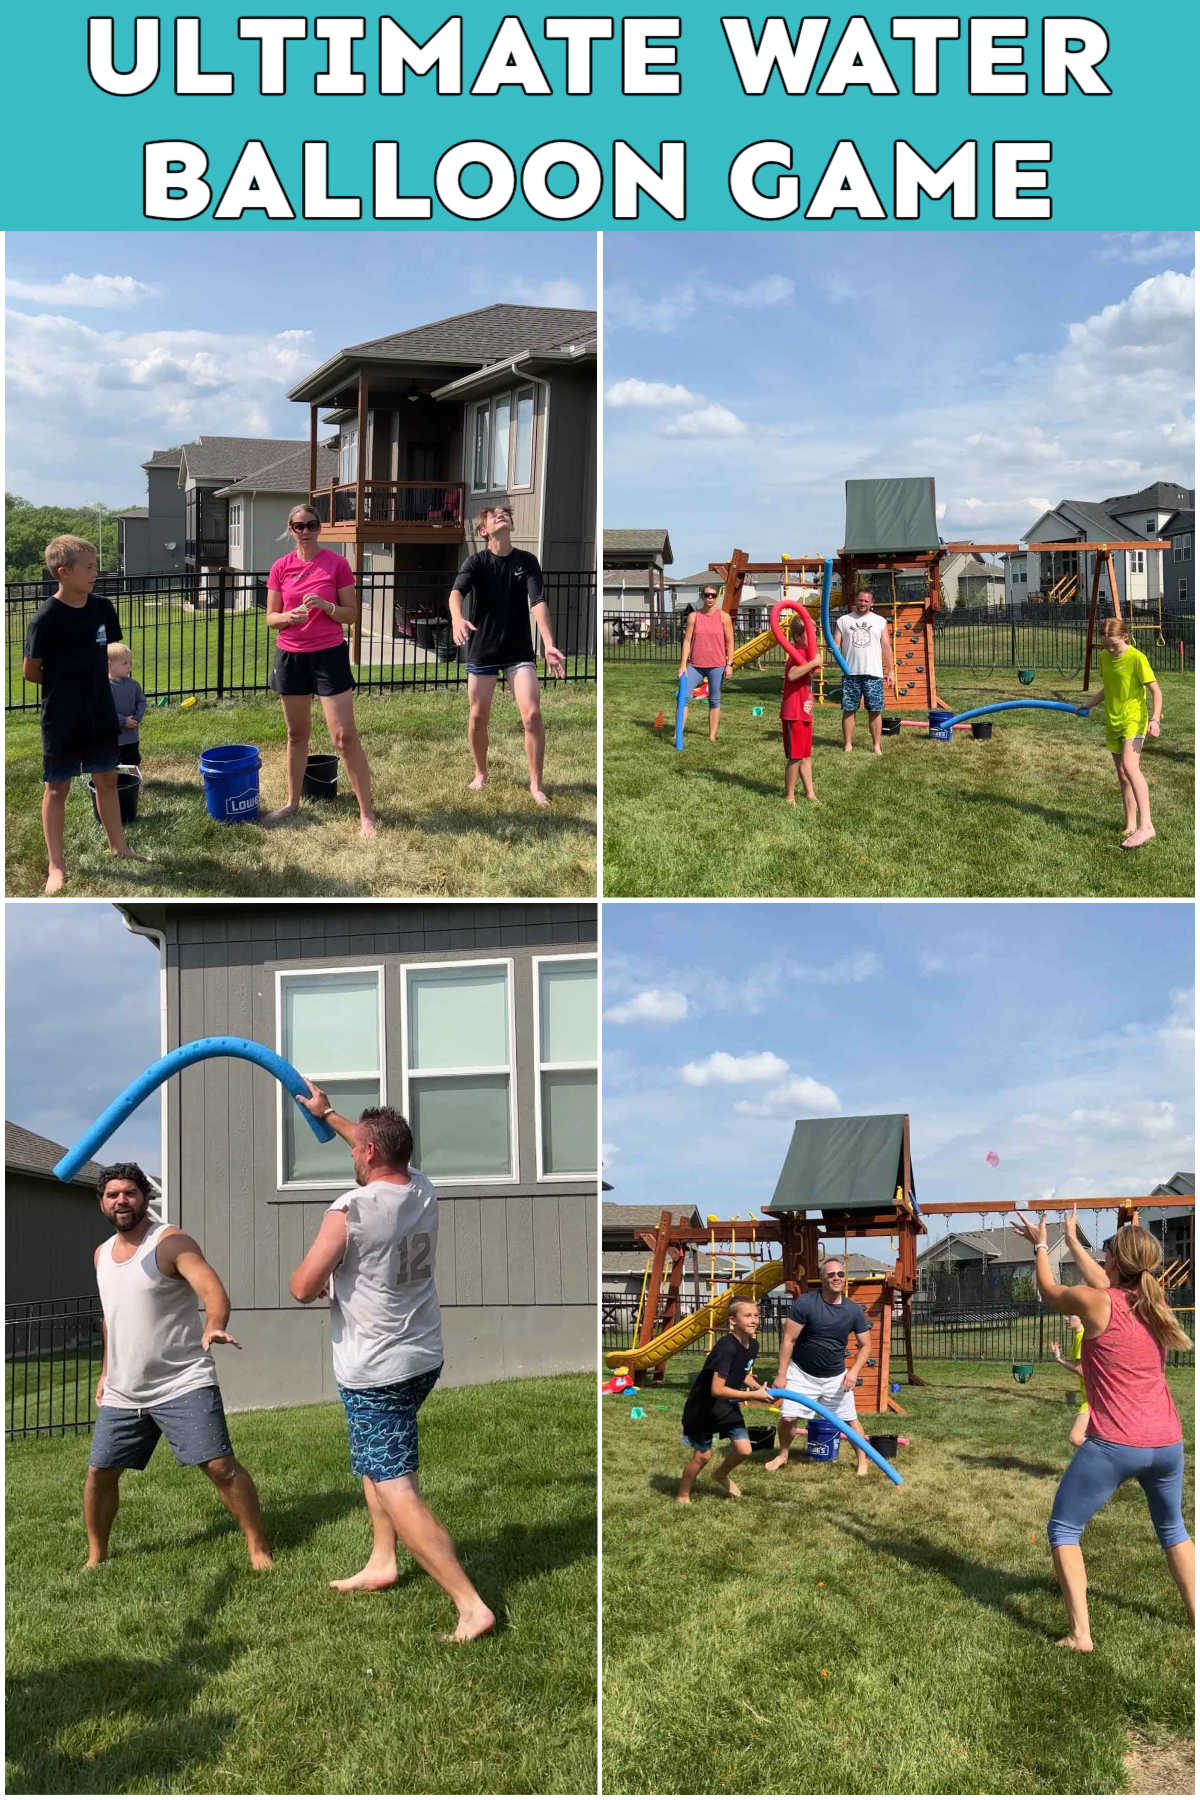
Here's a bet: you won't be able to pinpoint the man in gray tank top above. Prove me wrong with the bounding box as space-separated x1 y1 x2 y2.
290 1090 494 1642
86 1163 272 1570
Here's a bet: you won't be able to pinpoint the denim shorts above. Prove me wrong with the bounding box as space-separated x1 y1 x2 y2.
684 663 725 707
89 1384 233 1470
338 1363 442 1481
466 660 536 679
43 745 120 785
841 673 884 714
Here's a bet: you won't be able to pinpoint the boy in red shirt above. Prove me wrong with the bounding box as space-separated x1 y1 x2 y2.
781 610 821 803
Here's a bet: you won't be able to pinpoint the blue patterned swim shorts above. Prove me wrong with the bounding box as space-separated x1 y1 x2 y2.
337 1364 442 1481
841 673 884 714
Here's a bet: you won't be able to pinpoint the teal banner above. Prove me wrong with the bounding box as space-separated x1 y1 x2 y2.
1 4 1196 229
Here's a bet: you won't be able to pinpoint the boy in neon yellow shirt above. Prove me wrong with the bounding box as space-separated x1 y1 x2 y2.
1080 617 1161 848
1050 1314 1089 1448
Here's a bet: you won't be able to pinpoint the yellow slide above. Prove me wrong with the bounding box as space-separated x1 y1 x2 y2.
604 1260 783 1371
730 626 782 671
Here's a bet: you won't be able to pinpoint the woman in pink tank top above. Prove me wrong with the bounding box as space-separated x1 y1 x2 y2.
1015 1211 1193 1651
677 585 735 744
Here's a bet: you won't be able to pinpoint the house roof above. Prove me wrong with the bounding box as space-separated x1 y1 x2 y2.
142 446 183 470
602 1203 704 1245
918 1223 1079 1265
1056 500 1133 541
1152 1171 1195 1197
670 568 734 588
767 1115 914 1216
178 437 312 483
1161 511 1194 539
605 529 674 561
213 440 338 500
116 507 149 519
1102 482 1194 516
6 1121 102 1190
430 338 596 405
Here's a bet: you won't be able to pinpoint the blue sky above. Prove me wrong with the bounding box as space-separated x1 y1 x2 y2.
605 231 1195 580
6 903 164 1173
5 231 596 506
603 902 1194 1248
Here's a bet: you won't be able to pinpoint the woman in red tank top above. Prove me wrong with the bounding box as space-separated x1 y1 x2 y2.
678 586 735 744
1014 1210 1193 1651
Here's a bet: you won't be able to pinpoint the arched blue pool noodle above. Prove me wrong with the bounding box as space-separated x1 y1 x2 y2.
674 672 688 751
767 1387 903 1485
819 557 852 679
53 1037 336 1182
941 699 1090 729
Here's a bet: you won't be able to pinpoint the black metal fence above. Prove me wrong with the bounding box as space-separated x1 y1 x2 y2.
6 1296 105 1439
6 569 596 713
603 604 1195 677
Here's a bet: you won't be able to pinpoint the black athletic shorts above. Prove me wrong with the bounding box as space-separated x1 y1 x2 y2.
271 641 355 698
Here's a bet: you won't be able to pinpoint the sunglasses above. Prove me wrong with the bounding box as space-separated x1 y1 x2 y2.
291 519 319 532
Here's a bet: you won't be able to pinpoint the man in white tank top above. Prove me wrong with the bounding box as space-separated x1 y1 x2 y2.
290 1089 495 1642
834 589 894 753
86 1163 272 1570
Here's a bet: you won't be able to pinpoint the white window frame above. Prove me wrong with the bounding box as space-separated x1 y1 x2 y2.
339 424 358 486
467 386 537 496
1174 534 1191 563
228 499 242 551
275 963 386 1191
400 957 518 1187
1130 549 1144 574
1179 578 1188 605
532 952 598 1182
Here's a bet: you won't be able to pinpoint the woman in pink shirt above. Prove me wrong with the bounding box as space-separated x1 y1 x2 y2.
677 584 734 744
1015 1208 1193 1651
264 507 376 838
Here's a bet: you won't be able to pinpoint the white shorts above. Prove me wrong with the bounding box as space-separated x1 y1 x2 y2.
778 1364 857 1423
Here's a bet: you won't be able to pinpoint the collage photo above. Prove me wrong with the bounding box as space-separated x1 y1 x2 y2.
3 214 1195 1800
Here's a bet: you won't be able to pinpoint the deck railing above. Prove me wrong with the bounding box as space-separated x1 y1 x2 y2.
310 480 467 530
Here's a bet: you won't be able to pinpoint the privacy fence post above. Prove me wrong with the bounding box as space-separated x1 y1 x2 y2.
216 567 229 699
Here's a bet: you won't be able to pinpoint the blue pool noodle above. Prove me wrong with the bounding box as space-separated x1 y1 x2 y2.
674 672 688 751
819 557 852 679
940 699 1090 729
767 1386 903 1485
53 1037 336 1182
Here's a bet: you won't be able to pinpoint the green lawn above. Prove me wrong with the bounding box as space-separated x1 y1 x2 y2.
6 685 596 898
602 665 1194 897
6 1373 596 1795
602 1357 1194 1795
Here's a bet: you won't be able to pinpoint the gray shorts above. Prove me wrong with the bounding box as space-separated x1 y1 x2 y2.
89 1384 233 1471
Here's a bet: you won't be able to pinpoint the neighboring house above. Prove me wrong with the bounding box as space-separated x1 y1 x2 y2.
116 902 598 1408
214 441 339 577
177 437 313 572
939 550 1005 611
285 303 596 584
115 507 149 576
5 1122 158 1305
1161 510 1194 610
1005 482 1194 610
917 1223 1090 1306
1149 1171 1194 1299
118 446 187 576
603 530 674 613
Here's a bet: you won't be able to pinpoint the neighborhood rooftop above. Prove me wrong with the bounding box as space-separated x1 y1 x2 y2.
6 1120 103 1190
342 303 597 365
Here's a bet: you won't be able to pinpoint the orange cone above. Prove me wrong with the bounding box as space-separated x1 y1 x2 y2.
653 710 664 730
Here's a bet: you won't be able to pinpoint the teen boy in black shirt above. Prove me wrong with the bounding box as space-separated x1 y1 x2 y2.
677 1299 776 1503
22 536 138 894
448 503 565 807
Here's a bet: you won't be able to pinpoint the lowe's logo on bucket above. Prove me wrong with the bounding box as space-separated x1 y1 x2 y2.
225 787 259 817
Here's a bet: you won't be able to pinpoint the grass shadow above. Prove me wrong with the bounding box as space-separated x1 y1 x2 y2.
168 1485 364 1559
954 1452 1063 1478
377 1510 596 1615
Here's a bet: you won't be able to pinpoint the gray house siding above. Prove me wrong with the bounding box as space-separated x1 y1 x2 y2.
6 1172 109 1304
145 464 187 573
147 904 596 1410
542 368 596 573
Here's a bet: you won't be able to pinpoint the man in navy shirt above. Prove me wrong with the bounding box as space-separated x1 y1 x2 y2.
765 1256 875 1477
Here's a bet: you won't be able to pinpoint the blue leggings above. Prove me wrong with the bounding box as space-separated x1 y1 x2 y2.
684 664 725 708
1047 1435 1188 1549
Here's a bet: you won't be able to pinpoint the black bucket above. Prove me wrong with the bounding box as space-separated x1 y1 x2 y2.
303 753 339 800
970 720 993 741
89 767 140 827
869 1433 899 1458
881 715 901 736
747 1425 776 1453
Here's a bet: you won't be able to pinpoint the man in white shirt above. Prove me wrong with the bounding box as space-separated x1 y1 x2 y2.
834 590 894 754
290 1091 494 1642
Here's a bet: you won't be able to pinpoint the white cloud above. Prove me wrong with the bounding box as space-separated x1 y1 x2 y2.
680 1050 789 1086
1095 233 1195 267
604 989 689 1025
664 404 747 439
733 1074 841 1117
6 272 162 309
606 273 795 334
1014 1102 1179 1141
605 378 701 408
493 274 588 308
719 275 795 308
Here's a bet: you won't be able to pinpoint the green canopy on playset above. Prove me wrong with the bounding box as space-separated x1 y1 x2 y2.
843 478 939 554
765 1114 916 1215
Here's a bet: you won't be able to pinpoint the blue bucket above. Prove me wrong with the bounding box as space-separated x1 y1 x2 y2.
199 745 261 824
928 708 954 743
806 1417 841 1462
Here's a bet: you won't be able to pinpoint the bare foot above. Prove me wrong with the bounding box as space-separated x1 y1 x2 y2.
1055 1634 1093 1652
441 1602 496 1643
249 1546 275 1571
84 1553 107 1569
530 787 551 808
785 796 796 806
44 867 67 896
710 1476 743 1498
329 1561 398 1593
872 746 883 756
359 816 377 840
1122 827 1156 849
263 804 300 826
106 848 148 861
763 1453 788 1473
856 1463 870 1478
676 1493 691 1505
842 745 853 753
467 773 487 792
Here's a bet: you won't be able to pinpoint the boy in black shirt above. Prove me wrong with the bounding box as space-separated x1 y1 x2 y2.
22 536 137 894
448 503 565 807
677 1299 775 1503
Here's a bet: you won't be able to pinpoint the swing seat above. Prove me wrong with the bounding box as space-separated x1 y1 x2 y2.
1012 1362 1034 1383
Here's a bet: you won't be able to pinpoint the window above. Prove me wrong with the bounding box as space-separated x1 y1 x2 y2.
404 962 514 1181
1179 579 1189 605
1175 534 1191 563
1146 519 1156 533
1130 550 1144 574
534 956 598 1178
278 968 383 1184
469 386 536 493
228 500 242 551
339 425 358 486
